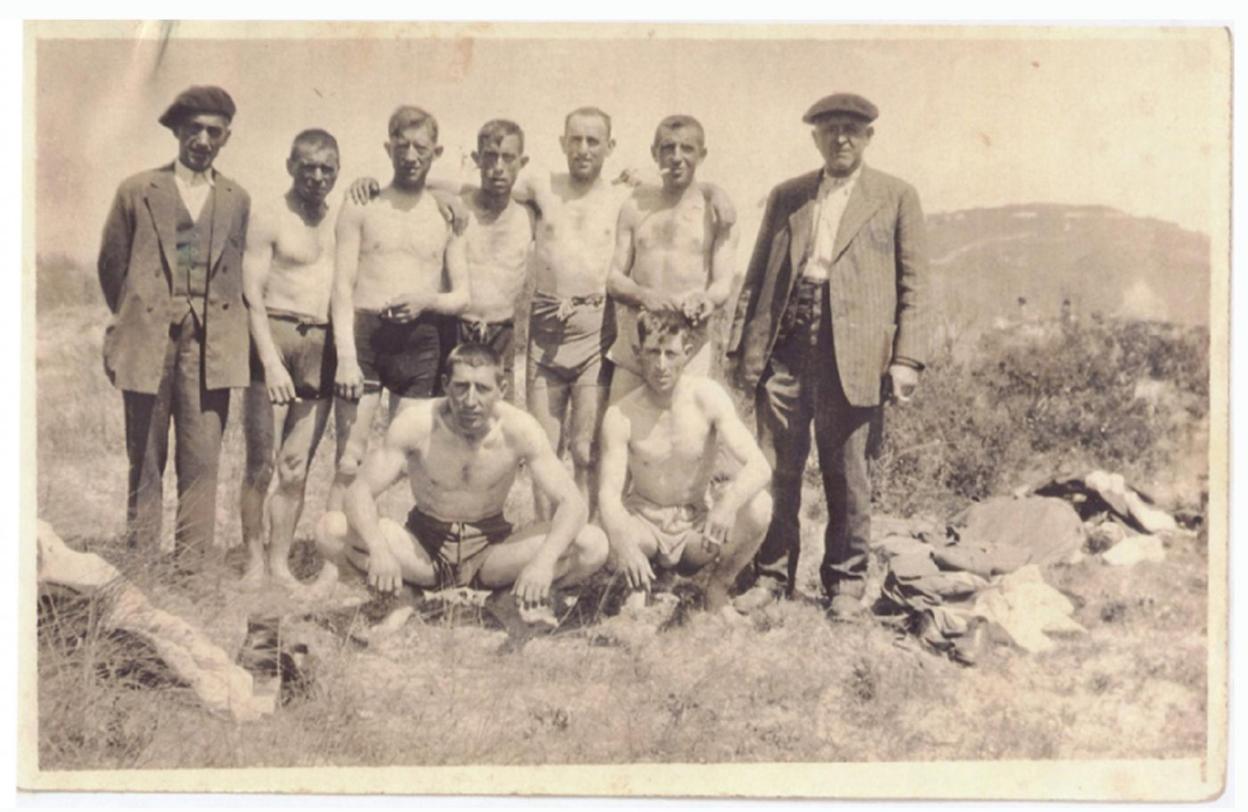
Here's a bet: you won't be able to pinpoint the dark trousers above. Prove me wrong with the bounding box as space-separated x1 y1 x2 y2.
753 283 876 598
123 313 229 563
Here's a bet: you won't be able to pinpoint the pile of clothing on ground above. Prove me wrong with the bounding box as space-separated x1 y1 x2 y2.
870 470 1186 665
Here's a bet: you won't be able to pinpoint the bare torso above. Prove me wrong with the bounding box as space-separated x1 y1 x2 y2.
404 399 530 522
628 185 715 297
532 174 629 297
261 196 337 321
352 188 450 312
462 191 534 323
618 377 718 507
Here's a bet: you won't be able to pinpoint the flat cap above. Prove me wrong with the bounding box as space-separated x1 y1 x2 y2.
802 93 878 124
159 85 236 130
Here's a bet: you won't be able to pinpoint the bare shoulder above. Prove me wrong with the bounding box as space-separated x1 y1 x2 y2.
496 402 550 452
689 375 735 416
600 400 633 438
335 194 368 226
386 398 438 449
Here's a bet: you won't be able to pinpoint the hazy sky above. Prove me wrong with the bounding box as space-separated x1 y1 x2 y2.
34 25 1228 266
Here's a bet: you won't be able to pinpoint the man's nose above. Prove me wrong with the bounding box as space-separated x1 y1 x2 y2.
191 130 211 148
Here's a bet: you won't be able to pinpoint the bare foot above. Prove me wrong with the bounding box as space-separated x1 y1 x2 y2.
270 560 301 589
241 558 267 590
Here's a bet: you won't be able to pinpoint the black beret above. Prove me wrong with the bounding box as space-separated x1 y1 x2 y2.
159 85 237 130
802 93 878 125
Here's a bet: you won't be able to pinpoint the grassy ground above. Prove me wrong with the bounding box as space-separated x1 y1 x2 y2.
35 301 1210 770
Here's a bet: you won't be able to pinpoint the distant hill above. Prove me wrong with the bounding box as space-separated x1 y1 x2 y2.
927 204 1210 331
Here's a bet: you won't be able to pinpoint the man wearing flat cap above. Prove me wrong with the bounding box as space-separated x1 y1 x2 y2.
728 92 930 617
98 85 251 568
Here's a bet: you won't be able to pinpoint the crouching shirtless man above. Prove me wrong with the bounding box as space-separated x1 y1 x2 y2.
315 343 608 610
598 310 773 612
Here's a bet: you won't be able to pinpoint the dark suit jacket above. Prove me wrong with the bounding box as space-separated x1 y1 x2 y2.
728 165 930 407
98 163 251 394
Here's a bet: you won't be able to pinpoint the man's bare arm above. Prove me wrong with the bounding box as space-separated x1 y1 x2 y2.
597 405 655 589
703 381 771 516
241 209 293 403
703 204 738 309
331 201 365 399
512 412 589 602
432 227 471 315
343 412 421 593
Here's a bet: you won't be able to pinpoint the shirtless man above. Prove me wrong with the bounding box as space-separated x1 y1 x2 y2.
314 343 608 611
451 119 535 397
330 106 469 509
606 115 737 402
347 121 532 398
515 107 736 519
598 310 772 612
240 129 341 587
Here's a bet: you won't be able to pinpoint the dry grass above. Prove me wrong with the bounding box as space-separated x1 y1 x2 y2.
34 301 1210 770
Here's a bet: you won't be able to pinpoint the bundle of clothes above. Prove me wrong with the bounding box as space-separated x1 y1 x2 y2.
872 470 1184 665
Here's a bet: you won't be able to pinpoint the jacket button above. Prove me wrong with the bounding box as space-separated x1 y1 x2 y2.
222 303 230 310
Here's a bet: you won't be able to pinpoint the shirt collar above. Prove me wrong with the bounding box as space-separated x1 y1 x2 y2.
819 164 862 196
174 159 215 188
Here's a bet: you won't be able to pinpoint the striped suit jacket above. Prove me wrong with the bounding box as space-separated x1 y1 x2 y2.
97 163 251 394
728 165 930 407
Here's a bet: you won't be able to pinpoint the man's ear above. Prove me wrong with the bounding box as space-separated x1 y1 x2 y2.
218 128 232 151
383 141 394 159
518 155 530 170
606 138 617 156
865 126 875 143
471 151 482 169
285 156 298 178
433 144 445 160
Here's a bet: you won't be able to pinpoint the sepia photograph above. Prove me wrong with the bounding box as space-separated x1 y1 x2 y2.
20 20 1229 799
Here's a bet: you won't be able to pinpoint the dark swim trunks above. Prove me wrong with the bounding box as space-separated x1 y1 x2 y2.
354 308 442 398
406 506 514 589
249 309 336 399
526 289 613 387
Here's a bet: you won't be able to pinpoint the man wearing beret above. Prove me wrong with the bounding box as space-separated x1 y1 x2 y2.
728 93 930 618
97 85 251 569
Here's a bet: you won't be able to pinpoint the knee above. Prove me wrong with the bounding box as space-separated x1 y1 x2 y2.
243 454 275 489
335 451 362 480
576 524 609 570
275 452 310 492
570 437 596 470
742 491 774 533
315 510 348 556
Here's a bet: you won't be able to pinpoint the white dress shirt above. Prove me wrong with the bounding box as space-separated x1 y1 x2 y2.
802 166 862 281
173 159 214 221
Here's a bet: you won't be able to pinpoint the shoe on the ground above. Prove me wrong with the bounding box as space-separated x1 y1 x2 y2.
827 593 865 620
732 582 782 614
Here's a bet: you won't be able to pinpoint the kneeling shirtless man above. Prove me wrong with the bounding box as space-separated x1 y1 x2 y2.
315 343 607 608
598 310 773 611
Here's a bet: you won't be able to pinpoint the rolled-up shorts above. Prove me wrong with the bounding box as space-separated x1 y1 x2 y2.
527 290 613 387
624 492 710 570
249 310 336 399
406 507 514 589
354 308 442 398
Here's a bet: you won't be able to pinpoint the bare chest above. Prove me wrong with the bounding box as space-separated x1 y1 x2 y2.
274 216 334 267
635 199 710 256
361 202 447 262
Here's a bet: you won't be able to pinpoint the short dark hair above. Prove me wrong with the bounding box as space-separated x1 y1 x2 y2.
444 342 504 384
652 114 705 149
564 106 612 137
289 128 339 160
477 119 525 154
388 106 439 142
636 309 699 351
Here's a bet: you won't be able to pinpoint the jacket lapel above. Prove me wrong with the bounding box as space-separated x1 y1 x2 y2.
207 172 236 274
142 164 179 272
831 166 883 263
785 171 823 271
